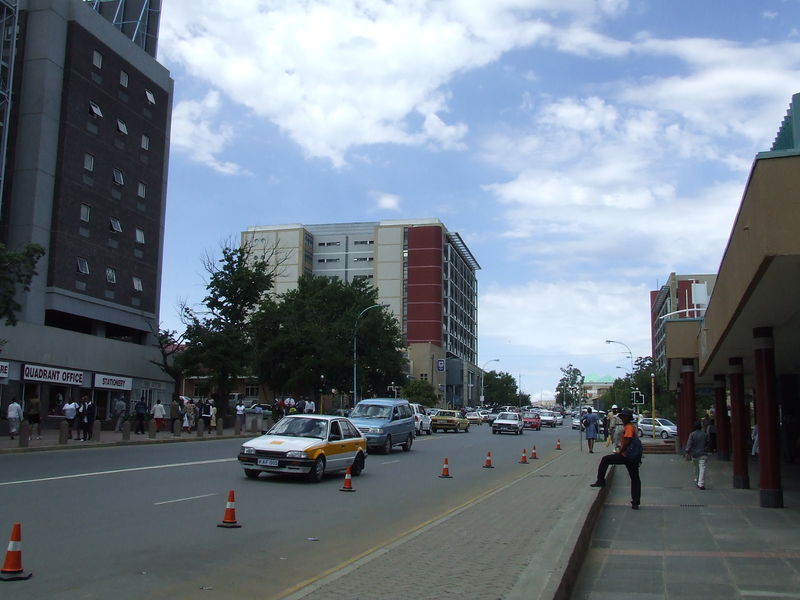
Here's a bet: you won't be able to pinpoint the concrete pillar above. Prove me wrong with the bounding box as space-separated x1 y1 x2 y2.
173 419 181 436
92 420 101 441
753 327 783 508
713 374 731 461
197 418 205 437
729 357 749 489
59 420 69 444
148 419 156 439
679 359 696 448
216 418 223 436
19 421 30 447
122 420 131 441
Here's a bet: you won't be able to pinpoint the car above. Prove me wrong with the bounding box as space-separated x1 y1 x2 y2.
477 409 491 422
347 398 416 454
539 410 557 427
465 411 483 425
571 416 582 430
410 403 432 435
431 410 470 433
522 412 541 430
237 414 367 482
554 412 564 426
638 417 678 439
492 412 524 435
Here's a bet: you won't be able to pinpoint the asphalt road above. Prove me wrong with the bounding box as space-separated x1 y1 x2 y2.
0 422 580 599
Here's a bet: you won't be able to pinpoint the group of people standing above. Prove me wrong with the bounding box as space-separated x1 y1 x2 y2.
61 396 97 441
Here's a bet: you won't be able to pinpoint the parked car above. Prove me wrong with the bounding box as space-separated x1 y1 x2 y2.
237 415 367 482
431 410 470 433
477 409 491 422
492 412 524 435
347 398 415 454
539 410 557 427
571 416 582 430
554 412 564 426
637 417 678 439
465 411 483 426
522 412 541 430
410 403 432 435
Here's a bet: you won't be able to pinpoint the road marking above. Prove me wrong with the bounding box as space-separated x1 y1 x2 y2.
380 460 400 465
0 458 236 486
154 493 217 506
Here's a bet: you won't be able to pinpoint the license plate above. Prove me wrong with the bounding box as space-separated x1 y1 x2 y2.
258 458 279 467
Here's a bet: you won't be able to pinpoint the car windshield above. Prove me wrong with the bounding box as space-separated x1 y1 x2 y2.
268 417 328 439
349 404 392 419
523 413 536 418
499 413 517 420
437 411 457 417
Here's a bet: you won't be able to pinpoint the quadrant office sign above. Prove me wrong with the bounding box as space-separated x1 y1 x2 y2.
23 364 84 385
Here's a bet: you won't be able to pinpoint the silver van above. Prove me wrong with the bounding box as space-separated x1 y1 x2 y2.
347 398 415 454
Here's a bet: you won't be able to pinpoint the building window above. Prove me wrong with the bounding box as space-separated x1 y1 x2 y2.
353 257 374 262
135 228 145 244
113 168 125 185
245 385 259 398
77 257 89 275
132 276 143 292
92 50 102 69
137 182 146 198
141 134 150 150
116 119 128 135
353 240 374 245
145 89 156 105
80 204 91 222
89 101 103 118
119 70 128 88
83 153 94 171
318 241 341 246
109 217 122 233
106 267 117 284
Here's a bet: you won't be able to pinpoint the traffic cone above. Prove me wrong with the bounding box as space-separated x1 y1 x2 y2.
531 445 538 459
556 439 562 450
519 448 529 464
483 451 494 468
340 466 356 492
0 523 32 580
438 457 453 478
217 490 242 528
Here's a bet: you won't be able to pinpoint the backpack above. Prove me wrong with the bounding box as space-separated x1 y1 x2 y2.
626 435 643 464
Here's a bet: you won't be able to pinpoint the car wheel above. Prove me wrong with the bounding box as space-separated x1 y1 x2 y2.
464 425 470 433
432 427 437 433
426 425 432 435
307 456 326 483
351 452 365 476
244 469 259 479
638 428 644 437
661 430 669 439
382 435 392 454
492 429 497 434
402 433 413 451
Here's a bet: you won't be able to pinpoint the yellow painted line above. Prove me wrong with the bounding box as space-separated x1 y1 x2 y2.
273 448 575 600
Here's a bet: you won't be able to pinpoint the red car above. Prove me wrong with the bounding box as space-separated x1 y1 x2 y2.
522 412 541 430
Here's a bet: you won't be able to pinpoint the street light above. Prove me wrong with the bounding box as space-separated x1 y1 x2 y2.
480 359 499 406
605 339 634 373
353 304 384 405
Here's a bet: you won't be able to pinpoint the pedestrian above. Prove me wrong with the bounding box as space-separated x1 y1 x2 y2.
6 397 22 440
684 420 709 489
62 397 78 439
296 398 306 414
113 396 127 432
83 396 96 441
134 396 147 435
305 398 316 414
181 399 190 433
751 423 759 457
235 399 245 430
170 395 181 433
582 407 599 453
209 399 217 430
25 393 42 440
707 418 717 453
151 399 166 433
589 408 642 510
608 405 623 447
186 399 197 432
200 399 212 430
75 397 86 440
285 397 295 413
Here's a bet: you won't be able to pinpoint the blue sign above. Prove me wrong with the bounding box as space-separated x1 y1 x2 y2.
437 359 445 372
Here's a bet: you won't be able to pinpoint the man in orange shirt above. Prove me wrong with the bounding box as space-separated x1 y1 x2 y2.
589 408 641 509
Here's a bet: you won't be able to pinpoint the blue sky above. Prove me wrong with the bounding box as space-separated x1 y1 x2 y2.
156 0 800 401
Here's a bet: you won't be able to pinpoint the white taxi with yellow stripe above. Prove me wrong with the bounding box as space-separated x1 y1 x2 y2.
238 415 368 482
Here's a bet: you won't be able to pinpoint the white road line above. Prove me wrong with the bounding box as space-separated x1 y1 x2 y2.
154 493 217 506
380 460 400 465
0 458 236 486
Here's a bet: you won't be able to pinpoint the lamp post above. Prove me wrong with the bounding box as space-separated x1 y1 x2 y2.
605 339 634 374
480 358 499 407
352 304 383 406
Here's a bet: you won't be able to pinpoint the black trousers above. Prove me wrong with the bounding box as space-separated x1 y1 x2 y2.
596 453 641 506
135 414 146 434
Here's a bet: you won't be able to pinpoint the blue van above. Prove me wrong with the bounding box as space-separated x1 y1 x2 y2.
347 398 415 454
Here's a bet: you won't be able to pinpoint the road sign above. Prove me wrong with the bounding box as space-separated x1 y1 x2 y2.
437 359 445 372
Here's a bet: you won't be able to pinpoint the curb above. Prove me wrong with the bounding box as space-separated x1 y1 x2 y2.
0 433 254 454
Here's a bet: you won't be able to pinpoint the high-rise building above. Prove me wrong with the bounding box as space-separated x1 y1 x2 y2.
0 0 173 423
242 219 481 406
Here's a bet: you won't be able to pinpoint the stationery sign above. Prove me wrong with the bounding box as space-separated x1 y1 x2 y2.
0 361 8 379
23 364 84 385
94 373 133 391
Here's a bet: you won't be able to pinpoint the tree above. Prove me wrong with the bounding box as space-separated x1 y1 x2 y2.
402 379 437 406
150 327 187 387
555 364 585 408
0 242 46 326
483 370 518 407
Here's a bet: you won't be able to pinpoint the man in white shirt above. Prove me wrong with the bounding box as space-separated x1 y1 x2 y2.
62 398 79 439
305 399 316 414
6 398 23 440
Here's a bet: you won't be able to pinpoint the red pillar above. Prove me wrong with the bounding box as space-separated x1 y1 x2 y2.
679 359 696 448
728 357 749 489
713 374 730 461
753 327 783 508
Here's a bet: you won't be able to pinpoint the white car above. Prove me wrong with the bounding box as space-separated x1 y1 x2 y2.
638 417 678 439
410 403 432 435
492 412 524 435
539 410 557 427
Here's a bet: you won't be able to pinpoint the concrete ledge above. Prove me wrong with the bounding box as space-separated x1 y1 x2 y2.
0 433 253 454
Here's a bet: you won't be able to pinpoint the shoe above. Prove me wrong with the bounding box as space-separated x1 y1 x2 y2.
589 450 594 453
697 485 705 490
631 503 640 510
589 482 605 488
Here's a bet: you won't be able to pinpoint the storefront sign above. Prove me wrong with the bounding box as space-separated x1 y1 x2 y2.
23 364 84 385
0 361 8 378
94 373 133 390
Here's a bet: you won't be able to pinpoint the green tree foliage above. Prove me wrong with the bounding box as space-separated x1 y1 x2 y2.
598 356 679 419
0 243 45 326
402 379 437 406
483 370 518 406
555 363 585 407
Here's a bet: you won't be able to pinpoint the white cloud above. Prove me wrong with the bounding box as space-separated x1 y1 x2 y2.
763 11 778 19
371 191 402 211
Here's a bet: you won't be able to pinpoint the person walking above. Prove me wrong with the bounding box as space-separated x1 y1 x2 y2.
582 407 599 453
685 421 709 489
589 408 642 510
151 399 166 433
25 393 42 440
75 397 87 440
62 397 78 439
83 396 97 441
6 397 22 440
608 405 623 447
209 399 217 430
113 396 127 432
200 400 212 430
134 396 147 435
170 396 182 434
186 399 198 432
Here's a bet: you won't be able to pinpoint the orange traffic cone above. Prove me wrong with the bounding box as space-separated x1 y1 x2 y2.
438 457 453 478
340 466 356 492
217 490 242 528
519 448 529 464
556 439 562 450
531 445 538 459
0 523 32 580
483 451 494 468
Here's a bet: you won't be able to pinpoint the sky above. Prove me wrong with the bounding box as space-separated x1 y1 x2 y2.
155 0 800 402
